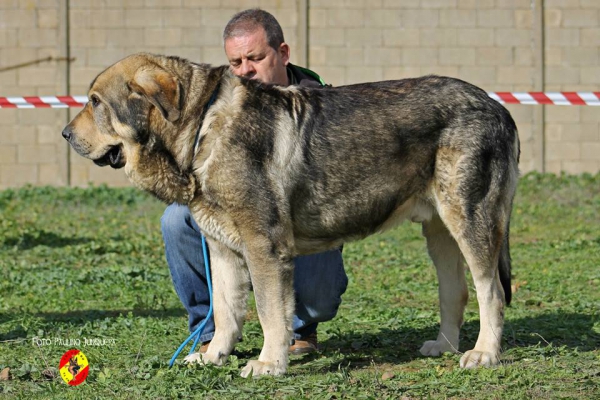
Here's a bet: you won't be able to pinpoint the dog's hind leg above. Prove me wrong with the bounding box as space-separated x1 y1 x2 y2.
420 214 468 357
432 173 515 368
185 238 251 366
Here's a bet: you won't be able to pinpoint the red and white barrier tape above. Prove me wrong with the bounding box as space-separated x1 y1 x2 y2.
1 92 600 108
0 96 88 108
489 92 600 106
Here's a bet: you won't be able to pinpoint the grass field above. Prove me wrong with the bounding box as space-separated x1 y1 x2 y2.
0 172 599 399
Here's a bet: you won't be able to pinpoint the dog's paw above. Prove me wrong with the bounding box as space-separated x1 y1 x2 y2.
460 350 499 368
183 352 203 364
240 360 285 378
419 339 457 357
183 351 226 366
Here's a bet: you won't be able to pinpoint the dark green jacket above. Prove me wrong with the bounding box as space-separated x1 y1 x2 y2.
287 63 326 88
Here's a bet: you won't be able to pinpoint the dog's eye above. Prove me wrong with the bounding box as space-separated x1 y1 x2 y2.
90 95 100 108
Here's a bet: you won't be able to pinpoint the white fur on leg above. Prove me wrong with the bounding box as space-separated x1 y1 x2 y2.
421 216 467 358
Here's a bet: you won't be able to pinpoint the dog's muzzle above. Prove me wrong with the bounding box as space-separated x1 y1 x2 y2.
62 126 73 141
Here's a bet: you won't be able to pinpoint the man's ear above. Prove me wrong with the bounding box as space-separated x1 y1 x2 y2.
279 42 290 66
129 66 182 122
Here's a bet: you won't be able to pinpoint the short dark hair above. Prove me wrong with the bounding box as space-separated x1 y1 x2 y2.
223 8 285 50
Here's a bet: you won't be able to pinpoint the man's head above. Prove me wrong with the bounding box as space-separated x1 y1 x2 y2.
223 9 290 86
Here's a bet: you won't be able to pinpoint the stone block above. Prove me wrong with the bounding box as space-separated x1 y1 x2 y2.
17 68 57 87
310 28 345 46
0 9 35 28
39 163 65 186
181 27 223 47
327 9 364 28
183 0 220 6
544 9 562 27
457 66 496 84
201 8 238 28
439 48 476 66
562 48 599 67
383 66 422 80
546 141 580 161
0 146 17 164
18 28 58 47
144 28 183 47
581 142 600 160
497 66 533 85
546 28 580 47
514 47 534 66
457 0 494 8
345 66 383 84
421 66 458 77
383 28 420 47
18 145 58 164
401 10 440 27
382 0 420 8
457 28 494 46
440 9 477 29
124 9 163 27
545 66 580 85
37 8 58 29
70 29 108 48
310 8 327 27
421 0 456 8
477 9 514 27
364 47 400 66
581 0 600 8
494 29 531 47
365 9 402 27
345 28 382 46
562 10 598 27
515 9 532 29
581 67 600 84
545 105 581 123
0 165 37 187
420 28 457 47
545 0 580 8
87 48 126 67
403 47 438 66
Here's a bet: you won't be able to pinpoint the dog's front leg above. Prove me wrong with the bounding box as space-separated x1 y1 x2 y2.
184 238 250 366
240 242 295 378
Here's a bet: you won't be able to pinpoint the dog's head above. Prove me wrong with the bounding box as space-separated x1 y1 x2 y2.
62 53 183 169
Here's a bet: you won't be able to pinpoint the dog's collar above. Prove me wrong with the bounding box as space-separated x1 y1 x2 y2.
193 83 221 156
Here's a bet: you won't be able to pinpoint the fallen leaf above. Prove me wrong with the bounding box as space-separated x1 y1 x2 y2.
381 371 395 380
0 367 10 381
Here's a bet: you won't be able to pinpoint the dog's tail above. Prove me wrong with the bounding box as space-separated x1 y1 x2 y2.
498 226 512 306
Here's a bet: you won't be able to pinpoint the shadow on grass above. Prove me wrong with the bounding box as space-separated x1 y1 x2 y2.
0 230 92 250
0 308 187 341
291 312 599 371
1 310 597 370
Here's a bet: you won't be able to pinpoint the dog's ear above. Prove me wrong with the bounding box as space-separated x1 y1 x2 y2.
129 66 182 122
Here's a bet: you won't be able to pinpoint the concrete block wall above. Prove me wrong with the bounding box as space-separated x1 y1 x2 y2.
0 0 69 188
0 0 598 188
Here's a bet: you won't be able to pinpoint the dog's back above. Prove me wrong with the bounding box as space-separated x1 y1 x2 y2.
242 76 520 246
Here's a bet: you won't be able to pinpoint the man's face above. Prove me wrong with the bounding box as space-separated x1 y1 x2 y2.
224 27 290 86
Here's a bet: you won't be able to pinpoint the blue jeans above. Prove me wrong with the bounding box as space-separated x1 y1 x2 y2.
161 203 348 342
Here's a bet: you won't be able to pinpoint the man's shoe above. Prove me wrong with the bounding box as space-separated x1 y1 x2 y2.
289 333 318 355
199 341 210 353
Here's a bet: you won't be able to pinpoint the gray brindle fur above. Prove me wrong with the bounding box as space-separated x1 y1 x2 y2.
63 53 520 377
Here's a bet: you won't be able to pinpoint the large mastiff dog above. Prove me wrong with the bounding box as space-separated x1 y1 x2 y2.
63 53 520 377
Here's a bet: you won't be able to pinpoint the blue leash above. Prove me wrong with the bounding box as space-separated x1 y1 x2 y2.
169 85 219 368
168 234 213 368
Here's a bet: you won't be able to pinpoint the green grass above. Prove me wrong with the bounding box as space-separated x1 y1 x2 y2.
1 173 599 399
